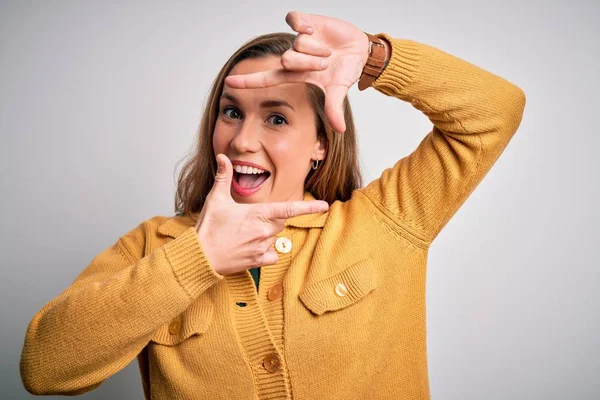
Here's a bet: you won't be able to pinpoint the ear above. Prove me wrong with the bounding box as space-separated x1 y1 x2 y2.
311 135 327 161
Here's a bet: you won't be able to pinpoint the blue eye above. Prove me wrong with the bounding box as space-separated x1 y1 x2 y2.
223 107 241 119
267 114 288 126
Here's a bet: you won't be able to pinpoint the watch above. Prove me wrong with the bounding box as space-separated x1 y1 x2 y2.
357 33 389 91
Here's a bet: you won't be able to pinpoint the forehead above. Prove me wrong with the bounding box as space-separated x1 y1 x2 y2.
229 56 282 76
224 56 309 104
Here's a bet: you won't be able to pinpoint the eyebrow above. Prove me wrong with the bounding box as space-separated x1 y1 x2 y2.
220 93 295 112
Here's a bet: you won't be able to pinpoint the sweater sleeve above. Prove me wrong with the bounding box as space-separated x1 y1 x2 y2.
361 36 526 243
19 218 223 395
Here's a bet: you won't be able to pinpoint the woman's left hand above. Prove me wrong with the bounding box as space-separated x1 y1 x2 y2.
225 11 371 134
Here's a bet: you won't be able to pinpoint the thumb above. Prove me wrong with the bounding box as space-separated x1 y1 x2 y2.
211 154 234 197
324 85 347 134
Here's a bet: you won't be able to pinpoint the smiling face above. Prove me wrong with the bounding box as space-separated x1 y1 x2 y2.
213 56 326 204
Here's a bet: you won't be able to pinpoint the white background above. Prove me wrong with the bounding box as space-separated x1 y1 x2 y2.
1 0 598 398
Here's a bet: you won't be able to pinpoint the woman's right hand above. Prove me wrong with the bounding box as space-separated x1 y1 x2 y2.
195 154 329 275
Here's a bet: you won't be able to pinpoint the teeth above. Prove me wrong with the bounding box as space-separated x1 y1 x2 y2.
234 164 266 174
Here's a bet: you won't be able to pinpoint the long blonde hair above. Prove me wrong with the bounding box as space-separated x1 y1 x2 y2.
175 32 362 217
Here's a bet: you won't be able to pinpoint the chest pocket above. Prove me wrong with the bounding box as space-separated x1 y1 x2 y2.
299 258 377 316
150 298 214 346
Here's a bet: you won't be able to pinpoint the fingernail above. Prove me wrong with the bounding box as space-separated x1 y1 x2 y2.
306 26 314 34
320 59 328 70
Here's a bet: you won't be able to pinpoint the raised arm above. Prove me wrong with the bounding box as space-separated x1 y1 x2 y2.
362 36 526 242
224 12 526 245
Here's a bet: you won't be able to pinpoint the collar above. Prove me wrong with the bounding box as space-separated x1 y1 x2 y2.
157 191 328 239
157 214 197 239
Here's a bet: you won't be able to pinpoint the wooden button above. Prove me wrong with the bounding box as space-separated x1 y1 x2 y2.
334 282 348 297
267 283 283 301
262 353 281 373
168 319 181 335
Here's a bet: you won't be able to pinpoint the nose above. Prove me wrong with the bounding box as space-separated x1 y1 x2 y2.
230 119 261 154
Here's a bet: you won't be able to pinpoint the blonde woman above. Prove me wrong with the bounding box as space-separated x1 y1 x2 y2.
20 11 526 399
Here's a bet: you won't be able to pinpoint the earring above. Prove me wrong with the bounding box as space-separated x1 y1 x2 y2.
312 159 320 170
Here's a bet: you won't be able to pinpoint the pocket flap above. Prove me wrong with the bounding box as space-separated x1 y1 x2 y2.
150 301 213 346
299 259 377 316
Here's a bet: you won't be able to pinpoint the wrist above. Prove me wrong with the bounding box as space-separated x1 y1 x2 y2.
357 33 390 91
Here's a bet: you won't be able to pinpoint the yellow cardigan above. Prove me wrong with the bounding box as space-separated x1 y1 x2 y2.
20 35 526 399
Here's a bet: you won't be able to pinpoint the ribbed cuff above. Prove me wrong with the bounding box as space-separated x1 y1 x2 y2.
162 227 223 300
373 34 421 98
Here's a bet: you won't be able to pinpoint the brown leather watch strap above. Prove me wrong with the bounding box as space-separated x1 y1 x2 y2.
358 33 388 91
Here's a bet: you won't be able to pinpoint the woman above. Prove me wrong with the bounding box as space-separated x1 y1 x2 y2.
20 11 525 399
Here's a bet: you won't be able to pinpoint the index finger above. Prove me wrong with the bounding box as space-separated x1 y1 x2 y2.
225 69 309 89
264 200 329 220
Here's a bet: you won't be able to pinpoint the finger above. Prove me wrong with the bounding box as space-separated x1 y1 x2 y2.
257 235 277 253
225 69 310 89
294 34 332 57
265 200 329 220
210 154 233 197
259 247 279 266
255 218 285 239
253 219 285 240
281 50 328 72
324 85 348 134
285 11 314 35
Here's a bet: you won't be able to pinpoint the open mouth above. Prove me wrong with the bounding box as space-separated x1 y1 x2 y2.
231 164 271 196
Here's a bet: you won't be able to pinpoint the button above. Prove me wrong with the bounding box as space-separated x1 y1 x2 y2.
334 282 348 297
275 237 292 254
267 283 283 301
168 319 181 335
262 353 281 373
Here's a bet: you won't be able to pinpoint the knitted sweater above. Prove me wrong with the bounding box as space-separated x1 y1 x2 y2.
20 35 526 399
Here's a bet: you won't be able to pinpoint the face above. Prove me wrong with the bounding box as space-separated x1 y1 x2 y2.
213 56 326 204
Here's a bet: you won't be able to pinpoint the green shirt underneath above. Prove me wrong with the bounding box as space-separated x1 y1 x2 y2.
249 267 260 291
